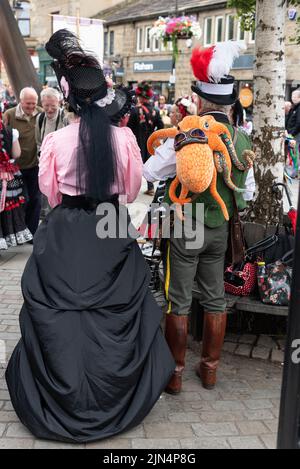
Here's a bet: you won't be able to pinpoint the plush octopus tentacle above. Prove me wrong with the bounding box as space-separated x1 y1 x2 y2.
206 122 254 172
205 134 244 192
242 150 256 169
199 117 248 173
206 133 233 172
202 117 233 142
169 177 192 205
176 187 193 221
216 152 245 193
210 167 229 221
147 128 178 155
179 186 191 201
213 152 223 173
175 204 185 222
220 133 248 171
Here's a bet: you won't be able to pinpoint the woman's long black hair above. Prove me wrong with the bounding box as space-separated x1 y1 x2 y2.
77 103 117 201
231 99 245 128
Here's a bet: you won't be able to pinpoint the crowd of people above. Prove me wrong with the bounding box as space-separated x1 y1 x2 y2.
0 29 295 445
0 70 258 254
0 81 17 111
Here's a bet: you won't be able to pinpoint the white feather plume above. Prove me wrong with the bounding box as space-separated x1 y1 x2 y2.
208 41 247 83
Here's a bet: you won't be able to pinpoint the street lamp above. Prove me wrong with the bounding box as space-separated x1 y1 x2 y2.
12 0 23 10
12 0 23 17
12 1 31 37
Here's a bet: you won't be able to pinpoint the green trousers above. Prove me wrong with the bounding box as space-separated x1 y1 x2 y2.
164 222 229 315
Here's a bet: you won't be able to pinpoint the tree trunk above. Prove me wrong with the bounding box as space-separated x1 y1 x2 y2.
247 0 286 226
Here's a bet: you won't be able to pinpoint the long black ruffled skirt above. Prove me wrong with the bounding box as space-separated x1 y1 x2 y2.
5 202 175 443
0 172 32 250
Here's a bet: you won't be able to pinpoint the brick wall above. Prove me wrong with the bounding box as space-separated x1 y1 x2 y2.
29 0 72 46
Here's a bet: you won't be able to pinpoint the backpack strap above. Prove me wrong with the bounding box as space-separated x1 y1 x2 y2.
232 126 238 146
39 112 45 132
54 110 63 131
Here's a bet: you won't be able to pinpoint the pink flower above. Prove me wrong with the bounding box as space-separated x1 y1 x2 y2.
60 76 70 99
166 22 177 34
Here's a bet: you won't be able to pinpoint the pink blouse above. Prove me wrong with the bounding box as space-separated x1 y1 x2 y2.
39 122 143 208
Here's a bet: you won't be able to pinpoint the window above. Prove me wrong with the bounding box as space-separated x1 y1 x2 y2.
204 18 213 46
109 31 114 56
137 28 143 53
104 32 109 57
249 27 256 43
51 11 60 34
16 1 31 37
237 21 245 41
248 16 256 43
153 36 160 52
226 15 235 41
145 27 151 52
215 17 224 43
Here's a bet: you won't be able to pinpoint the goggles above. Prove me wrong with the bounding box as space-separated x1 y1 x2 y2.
174 128 208 151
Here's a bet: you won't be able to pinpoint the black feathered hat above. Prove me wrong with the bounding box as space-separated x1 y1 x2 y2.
45 29 122 202
190 41 247 106
46 29 134 122
45 29 109 113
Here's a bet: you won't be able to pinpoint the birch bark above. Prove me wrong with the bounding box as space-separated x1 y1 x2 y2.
247 0 286 225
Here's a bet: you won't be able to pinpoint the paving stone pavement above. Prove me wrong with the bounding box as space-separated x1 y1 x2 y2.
0 244 284 450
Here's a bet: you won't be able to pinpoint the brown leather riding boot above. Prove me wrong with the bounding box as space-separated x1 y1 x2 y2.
196 312 227 390
165 313 188 395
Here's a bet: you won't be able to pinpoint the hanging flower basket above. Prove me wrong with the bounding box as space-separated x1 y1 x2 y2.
150 16 202 62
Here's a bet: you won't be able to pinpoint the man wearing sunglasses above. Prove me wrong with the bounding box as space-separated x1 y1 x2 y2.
143 41 253 395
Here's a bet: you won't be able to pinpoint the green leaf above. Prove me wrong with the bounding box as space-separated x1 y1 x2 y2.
227 0 256 31
227 0 300 38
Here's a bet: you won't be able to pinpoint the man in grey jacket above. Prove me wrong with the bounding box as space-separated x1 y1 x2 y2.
36 87 66 155
36 87 67 218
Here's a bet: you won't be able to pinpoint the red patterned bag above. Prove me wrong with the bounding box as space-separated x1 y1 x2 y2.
224 262 257 296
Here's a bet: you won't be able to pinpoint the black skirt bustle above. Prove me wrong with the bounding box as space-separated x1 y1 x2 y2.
5 197 175 443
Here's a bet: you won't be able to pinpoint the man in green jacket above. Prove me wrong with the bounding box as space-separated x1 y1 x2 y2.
143 42 253 394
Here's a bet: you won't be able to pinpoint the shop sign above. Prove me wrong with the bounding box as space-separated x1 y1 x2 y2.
288 9 297 21
232 55 254 70
133 60 173 73
115 68 124 77
239 87 254 108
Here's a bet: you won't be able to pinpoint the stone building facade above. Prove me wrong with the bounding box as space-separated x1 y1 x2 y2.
0 0 124 82
1 0 299 103
97 0 300 104
29 0 125 46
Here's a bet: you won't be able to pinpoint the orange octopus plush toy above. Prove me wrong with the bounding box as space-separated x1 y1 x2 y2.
147 115 255 221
